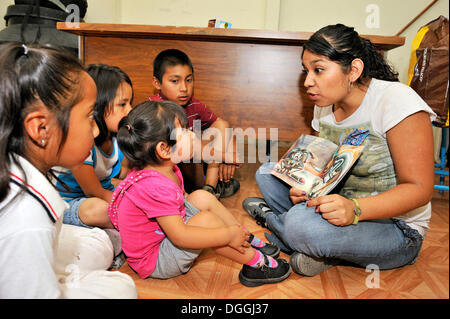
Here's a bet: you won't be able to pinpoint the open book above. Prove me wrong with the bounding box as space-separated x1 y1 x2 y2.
271 129 369 198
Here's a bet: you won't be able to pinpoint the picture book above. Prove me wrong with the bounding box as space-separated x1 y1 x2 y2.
270 129 369 198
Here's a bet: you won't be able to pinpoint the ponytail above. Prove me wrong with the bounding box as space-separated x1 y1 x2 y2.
0 44 25 202
117 100 188 170
359 37 399 82
304 24 399 83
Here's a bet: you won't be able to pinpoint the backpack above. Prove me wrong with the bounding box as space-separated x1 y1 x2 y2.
408 15 449 127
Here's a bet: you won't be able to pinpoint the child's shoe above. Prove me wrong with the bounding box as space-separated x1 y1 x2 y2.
109 252 126 270
248 234 280 258
238 256 291 287
216 178 240 198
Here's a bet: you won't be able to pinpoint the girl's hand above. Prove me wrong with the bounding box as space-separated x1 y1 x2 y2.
227 224 250 253
290 187 310 204
306 194 355 226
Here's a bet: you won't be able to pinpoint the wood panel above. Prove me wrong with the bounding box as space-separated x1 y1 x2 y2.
58 23 405 142
83 36 312 141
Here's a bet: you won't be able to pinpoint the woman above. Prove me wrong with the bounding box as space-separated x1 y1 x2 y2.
243 24 435 276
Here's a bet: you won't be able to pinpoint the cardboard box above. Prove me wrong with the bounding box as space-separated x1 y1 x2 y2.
208 19 232 28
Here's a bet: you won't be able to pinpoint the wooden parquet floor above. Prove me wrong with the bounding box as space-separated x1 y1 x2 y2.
116 159 449 299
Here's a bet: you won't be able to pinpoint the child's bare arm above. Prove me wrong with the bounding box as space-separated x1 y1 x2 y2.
72 164 113 203
203 118 241 166
117 157 130 179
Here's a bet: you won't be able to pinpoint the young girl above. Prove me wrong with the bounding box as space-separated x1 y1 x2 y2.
55 64 133 229
0 43 136 298
108 100 291 287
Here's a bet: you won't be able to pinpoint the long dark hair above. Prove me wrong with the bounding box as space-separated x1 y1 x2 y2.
117 100 188 170
0 42 85 202
303 24 399 83
86 64 133 146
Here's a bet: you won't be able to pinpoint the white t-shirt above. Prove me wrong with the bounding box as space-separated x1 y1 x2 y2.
312 78 436 236
0 155 66 298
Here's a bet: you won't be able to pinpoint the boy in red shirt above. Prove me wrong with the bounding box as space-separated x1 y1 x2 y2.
149 49 240 198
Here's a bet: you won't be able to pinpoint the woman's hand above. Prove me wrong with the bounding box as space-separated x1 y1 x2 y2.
227 224 250 253
289 187 310 204
306 194 355 226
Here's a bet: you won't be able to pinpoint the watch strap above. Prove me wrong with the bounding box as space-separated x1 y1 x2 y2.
351 198 361 225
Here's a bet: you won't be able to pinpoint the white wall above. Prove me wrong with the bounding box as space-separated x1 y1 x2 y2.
1 0 448 83
84 0 121 24
0 0 12 24
119 0 267 29
279 0 448 83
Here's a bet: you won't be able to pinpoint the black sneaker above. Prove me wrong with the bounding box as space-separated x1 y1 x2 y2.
239 256 291 287
202 184 220 199
216 178 240 198
242 197 272 227
248 234 280 258
109 252 126 270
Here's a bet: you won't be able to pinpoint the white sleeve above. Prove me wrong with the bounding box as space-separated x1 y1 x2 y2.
0 228 61 298
311 106 321 132
311 105 333 132
374 83 436 138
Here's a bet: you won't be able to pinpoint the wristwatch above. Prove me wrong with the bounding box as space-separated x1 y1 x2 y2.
351 198 361 225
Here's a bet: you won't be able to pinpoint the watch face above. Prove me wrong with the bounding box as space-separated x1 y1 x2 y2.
352 199 361 216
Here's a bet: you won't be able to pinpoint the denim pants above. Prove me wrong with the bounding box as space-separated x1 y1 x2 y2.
255 162 423 270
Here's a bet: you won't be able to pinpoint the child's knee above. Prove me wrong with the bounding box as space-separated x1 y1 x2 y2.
188 210 224 228
187 189 217 207
79 199 109 226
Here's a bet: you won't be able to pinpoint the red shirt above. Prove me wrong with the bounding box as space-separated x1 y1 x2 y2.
149 93 218 131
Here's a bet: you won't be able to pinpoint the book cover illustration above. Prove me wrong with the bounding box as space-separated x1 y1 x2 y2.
271 129 369 198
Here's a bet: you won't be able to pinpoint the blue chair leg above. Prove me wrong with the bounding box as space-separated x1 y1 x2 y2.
434 126 449 193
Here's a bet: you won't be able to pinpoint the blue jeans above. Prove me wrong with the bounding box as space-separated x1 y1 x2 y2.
255 162 423 270
62 197 93 228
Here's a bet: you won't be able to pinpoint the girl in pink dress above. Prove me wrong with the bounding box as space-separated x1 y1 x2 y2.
108 100 291 287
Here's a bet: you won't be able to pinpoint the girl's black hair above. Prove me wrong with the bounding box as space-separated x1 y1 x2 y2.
117 100 188 170
153 49 194 82
86 64 133 146
303 24 399 83
0 42 86 202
